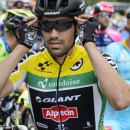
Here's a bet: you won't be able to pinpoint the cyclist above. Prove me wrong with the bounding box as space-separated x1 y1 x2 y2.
120 8 130 40
103 8 130 130
0 0 130 130
12 0 26 9
0 0 31 37
93 1 122 52
0 9 35 125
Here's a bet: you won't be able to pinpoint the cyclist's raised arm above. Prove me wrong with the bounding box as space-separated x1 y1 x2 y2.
75 15 130 111
0 16 38 100
84 42 130 111
0 45 29 100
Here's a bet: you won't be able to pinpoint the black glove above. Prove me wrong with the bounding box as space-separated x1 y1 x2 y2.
18 21 38 49
79 17 101 46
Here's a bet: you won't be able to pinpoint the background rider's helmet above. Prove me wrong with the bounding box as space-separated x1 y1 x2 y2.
13 0 30 8
93 1 114 15
127 7 130 19
3 9 35 29
34 0 86 18
13 0 24 8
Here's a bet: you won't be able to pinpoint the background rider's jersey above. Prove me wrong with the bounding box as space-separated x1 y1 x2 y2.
9 44 117 130
103 40 130 129
95 28 122 52
0 13 6 36
120 28 130 40
0 36 12 62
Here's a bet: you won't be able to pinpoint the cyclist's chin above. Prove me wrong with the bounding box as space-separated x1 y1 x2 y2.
103 22 109 27
101 24 107 31
48 49 67 57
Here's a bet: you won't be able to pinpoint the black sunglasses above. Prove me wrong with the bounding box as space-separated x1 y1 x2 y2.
38 19 74 32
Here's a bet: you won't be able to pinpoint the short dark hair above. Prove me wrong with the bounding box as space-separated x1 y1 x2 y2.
4 25 17 36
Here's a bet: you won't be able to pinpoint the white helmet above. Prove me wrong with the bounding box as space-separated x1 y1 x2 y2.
13 0 30 4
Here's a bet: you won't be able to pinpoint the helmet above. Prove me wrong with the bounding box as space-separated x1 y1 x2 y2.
3 9 35 28
13 0 31 8
13 0 30 4
34 0 86 18
13 0 24 6
127 7 130 19
93 1 114 15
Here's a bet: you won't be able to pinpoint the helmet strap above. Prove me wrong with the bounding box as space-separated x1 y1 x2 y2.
68 20 77 50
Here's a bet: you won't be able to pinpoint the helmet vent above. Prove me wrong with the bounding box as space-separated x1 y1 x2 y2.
7 14 13 21
60 0 68 7
48 0 57 9
68 9 78 15
40 0 44 8
18 12 26 16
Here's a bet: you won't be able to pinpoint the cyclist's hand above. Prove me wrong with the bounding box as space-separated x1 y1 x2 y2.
76 17 101 46
75 14 92 25
75 14 93 33
18 16 39 49
17 90 30 112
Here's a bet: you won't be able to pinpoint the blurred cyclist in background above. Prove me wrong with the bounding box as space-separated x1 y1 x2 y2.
0 9 34 126
0 6 7 36
12 0 25 9
103 7 130 130
0 0 31 36
120 7 130 40
93 1 122 52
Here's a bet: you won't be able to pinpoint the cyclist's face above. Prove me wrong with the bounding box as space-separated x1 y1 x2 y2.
41 16 75 58
127 19 130 30
97 12 111 30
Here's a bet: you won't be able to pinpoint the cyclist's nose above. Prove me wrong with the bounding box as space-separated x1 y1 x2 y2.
105 15 110 19
50 28 60 38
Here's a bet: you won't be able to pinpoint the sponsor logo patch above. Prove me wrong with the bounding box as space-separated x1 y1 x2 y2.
44 12 60 15
71 58 83 71
120 53 126 59
34 61 52 73
105 126 113 130
95 29 100 35
42 105 78 122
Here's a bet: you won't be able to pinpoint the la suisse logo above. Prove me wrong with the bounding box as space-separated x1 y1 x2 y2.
42 105 78 122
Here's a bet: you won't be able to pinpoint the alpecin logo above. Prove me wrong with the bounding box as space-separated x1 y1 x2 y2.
42 105 78 122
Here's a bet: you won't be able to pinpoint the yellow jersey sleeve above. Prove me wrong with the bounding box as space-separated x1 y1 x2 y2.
9 53 30 91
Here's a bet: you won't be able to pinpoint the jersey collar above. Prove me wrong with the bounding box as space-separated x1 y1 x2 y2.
45 44 80 64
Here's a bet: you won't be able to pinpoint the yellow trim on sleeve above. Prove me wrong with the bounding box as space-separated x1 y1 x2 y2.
122 39 127 49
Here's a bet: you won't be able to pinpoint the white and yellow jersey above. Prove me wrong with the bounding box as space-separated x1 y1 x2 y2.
9 44 117 130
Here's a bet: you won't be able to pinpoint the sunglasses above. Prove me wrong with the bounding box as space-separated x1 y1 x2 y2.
97 12 112 18
38 19 74 32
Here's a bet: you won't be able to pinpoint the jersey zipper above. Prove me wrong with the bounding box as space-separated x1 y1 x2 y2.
56 56 67 130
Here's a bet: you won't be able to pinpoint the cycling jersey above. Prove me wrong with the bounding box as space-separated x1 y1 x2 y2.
0 13 5 36
120 28 129 40
9 44 117 130
95 28 122 52
103 40 130 130
0 36 12 62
